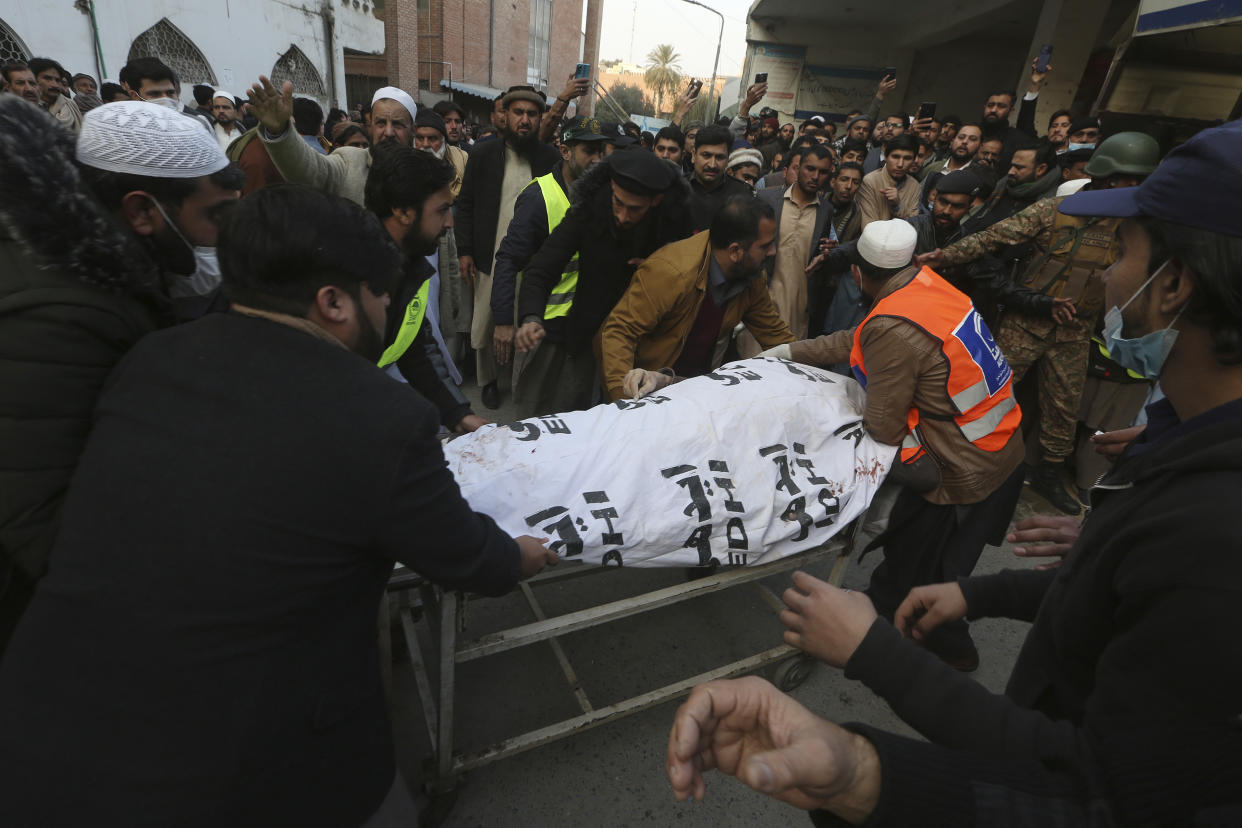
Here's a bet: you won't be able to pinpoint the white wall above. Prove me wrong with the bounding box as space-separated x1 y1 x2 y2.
0 0 383 108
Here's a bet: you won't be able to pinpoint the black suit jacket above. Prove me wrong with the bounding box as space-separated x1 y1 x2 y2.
455 137 559 274
0 313 520 827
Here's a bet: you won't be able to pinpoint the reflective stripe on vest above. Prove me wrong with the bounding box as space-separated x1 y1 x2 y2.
530 173 581 320
377 280 430 369
850 267 1021 464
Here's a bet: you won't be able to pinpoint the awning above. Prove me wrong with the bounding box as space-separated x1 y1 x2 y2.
1136 0 1242 35
439 79 504 101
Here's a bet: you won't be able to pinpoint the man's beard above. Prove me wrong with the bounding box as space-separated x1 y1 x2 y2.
982 113 1003 125
507 129 538 154
353 309 384 362
401 224 439 259
952 147 972 162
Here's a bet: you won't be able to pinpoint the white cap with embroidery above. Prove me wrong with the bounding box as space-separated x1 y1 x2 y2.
75 100 229 179
857 219 917 269
370 86 417 123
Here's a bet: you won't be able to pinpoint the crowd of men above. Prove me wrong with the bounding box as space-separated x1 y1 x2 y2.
1 43 1240 828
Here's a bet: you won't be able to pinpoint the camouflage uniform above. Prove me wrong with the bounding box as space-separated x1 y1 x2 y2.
940 196 1120 462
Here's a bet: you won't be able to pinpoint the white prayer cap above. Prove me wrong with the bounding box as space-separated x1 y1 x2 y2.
212 89 236 102
370 86 417 123
856 219 917 269
75 100 229 179
1056 178 1090 198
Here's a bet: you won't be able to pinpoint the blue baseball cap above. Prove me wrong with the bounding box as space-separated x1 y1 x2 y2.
1058 118 1242 237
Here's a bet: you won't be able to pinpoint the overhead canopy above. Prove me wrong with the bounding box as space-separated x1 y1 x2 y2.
1136 0 1242 36
439 79 504 101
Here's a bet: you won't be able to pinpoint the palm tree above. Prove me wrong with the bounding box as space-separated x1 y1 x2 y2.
644 44 683 117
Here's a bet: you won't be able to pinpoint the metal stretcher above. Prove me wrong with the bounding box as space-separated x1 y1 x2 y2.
387 514 864 811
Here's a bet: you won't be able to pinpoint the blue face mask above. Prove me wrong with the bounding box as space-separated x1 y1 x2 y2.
1102 259 1184 379
1067 142 1096 152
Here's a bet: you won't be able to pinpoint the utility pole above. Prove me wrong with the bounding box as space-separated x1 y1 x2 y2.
630 1 637 64
677 0 723 121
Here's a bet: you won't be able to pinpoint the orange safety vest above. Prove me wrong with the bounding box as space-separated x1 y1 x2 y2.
850 267 1021 464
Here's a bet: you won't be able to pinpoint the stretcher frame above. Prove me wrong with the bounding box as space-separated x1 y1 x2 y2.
390 514 864 798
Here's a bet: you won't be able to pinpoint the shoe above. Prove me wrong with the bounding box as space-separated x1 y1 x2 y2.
1029 462 1082 515
480 382 500 410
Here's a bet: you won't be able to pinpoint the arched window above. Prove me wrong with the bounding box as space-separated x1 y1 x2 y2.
0 17 31 65
270 45 326 99
128 18 216 85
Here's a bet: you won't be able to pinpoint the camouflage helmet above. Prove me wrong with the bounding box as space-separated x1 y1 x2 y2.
1083 131 1161 179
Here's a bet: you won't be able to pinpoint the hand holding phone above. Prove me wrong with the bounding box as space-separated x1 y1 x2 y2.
574 62 591 80
1034 45 1053 75
755 72 768 85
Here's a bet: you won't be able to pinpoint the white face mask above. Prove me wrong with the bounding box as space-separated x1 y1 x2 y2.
144 96 180 111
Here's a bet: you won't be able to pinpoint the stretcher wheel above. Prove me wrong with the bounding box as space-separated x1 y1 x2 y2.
772 654 816 692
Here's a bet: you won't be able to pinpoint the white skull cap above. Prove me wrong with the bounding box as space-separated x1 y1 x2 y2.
75 100 229 179
856 219 917 269
212 89 236 102
371 86 417 123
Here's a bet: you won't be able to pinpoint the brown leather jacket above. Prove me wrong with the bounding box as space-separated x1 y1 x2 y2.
789 267 1024 505
600 231 794 400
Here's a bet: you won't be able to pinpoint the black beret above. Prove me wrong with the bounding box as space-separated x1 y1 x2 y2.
608 149 676 196
935 170 981 196
1069 115 1099 135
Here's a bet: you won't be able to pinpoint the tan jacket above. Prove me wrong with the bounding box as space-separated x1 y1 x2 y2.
856 167 921 229
48 94 82 132
262 121 371 205
600 231 795 401
789 267 1023 505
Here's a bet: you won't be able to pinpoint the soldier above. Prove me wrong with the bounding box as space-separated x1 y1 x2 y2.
916 132 1161 513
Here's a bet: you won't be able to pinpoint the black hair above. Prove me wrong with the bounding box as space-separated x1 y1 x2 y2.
985 89 1017 104
192 84 213 107
219 185 401 315
1047 108 1072 129
292 97 324 137
891 111 910 126
623 121 641 138
655 125 684 148
364 142 455 219
27 57 67 79
100 82 128 103
119 57 176 91
709 196 776 250
694 124 732 154
789 135 818 154
1012 139 1056 170
957 121 984 134
1 61 29 84
915 137 933 153
433 99 466 119
640 131 654 148
970 164 999 193
940 114 962 129
77 163 246 212
800 143 835 165
1140 217 1242 365
884 133 917 155
331 123 368 149
836 162 864 177
840 138 868 156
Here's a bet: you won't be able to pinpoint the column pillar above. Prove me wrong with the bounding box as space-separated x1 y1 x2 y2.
580 0 604 115
1017 0 1111 124
384 0 421 96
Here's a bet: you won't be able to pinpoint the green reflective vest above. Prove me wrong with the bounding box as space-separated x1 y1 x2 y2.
377 280 430 369
532 173 580 320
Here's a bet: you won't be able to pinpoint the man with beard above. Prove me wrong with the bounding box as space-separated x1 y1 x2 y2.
603 196 795 400
456 85 560 409
736 143 835 357
0 99 242 649
979 88 1037 171
412 107 468 198
1 62 40 106
211 89 242 150
0 185 557 827
366 143 487 433
490 116 607 371
1046 109 1072 153
919 123 981 209
918 132 1161 514
962 139 1061 234
976 135 1004 170
932 115 960 160
513 150 693 417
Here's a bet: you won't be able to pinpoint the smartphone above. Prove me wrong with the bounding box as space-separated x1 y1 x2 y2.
687 78 702 97
917 101 937 121
755 72 768 85
883 66 897 82
1035 44 1053 74
574 62 591 80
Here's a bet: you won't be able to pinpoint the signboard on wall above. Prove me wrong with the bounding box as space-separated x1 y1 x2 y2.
1136 0 1242 35
795 65 886 122
749 44 805 117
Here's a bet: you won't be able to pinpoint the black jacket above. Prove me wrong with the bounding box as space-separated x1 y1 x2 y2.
455 136 559 274
490 161 568 324
518 157 693 354
387 255 472 428
0 98 173 647
686 169 754 232
827 398 1242 827
0 312 521 827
